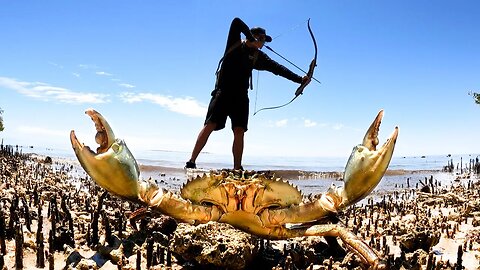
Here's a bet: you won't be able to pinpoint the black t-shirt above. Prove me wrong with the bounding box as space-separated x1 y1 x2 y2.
217 17 302 95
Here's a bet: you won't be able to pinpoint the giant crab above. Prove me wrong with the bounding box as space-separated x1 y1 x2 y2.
70 109 398 269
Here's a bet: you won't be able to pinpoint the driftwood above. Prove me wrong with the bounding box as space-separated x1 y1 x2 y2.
417 191 468 204
417 191 479 217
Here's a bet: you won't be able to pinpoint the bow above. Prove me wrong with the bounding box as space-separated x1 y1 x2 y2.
254 19 318 115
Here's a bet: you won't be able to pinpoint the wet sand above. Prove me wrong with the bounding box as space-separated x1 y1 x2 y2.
1 145 479 269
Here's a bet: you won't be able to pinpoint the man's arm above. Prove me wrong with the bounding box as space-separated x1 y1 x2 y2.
224 17 256 52
255 51 303 84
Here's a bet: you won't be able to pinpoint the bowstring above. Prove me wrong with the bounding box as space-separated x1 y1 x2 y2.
253 69 260 115
253 19 309 116
270 19 308 41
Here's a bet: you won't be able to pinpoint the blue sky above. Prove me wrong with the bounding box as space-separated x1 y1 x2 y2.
0 1 479 159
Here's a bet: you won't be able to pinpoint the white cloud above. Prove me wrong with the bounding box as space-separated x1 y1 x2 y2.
72 72 80 78
119 92 206 117
96 71 113 76
48 62 64 69
304 119 317 127
78 64 98 69
274 119 288 127
0 76 109 104
118 83 135 88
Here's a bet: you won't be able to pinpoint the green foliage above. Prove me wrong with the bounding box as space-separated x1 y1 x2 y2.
472 92 480 105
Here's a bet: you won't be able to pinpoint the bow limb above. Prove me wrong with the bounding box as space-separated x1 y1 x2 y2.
253 96 298 115
254 19 317 116
295 18 317 96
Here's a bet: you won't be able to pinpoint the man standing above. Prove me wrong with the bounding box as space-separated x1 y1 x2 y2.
186 17 310 170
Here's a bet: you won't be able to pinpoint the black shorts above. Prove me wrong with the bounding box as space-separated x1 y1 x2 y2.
204 89 249 131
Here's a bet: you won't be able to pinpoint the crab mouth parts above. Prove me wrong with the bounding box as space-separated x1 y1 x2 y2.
70 109 114 155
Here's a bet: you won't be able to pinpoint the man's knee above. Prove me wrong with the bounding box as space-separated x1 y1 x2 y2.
233 127 245 136
203 121 223 133
205 121 217 130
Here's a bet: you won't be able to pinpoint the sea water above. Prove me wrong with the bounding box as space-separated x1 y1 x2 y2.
17 145 478 172
17 145 479 197
132 149 478 173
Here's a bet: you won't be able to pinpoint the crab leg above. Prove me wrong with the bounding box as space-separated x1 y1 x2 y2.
70 109 140 201
261 110 398 225
263 224 384 269
303 224 384 269
137 182 223 224
70 109 223 224
219 214 384 268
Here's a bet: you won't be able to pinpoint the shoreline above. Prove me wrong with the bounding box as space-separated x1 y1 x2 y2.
139 163 445 180
1 146 479 269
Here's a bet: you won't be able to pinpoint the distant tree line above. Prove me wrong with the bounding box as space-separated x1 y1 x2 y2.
471 92 480 105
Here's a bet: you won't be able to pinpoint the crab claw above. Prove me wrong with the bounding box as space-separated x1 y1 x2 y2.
70 109 140 201
335 110 398 208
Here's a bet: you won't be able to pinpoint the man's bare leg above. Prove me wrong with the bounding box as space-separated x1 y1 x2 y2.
188 122 217 164
232 127 245 170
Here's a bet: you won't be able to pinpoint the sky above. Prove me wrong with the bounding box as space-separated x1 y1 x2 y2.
0 0 479 160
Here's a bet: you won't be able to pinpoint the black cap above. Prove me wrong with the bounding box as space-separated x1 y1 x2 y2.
250 27 272 42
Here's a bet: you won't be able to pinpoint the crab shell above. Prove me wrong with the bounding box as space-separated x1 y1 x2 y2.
70 109 398 269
